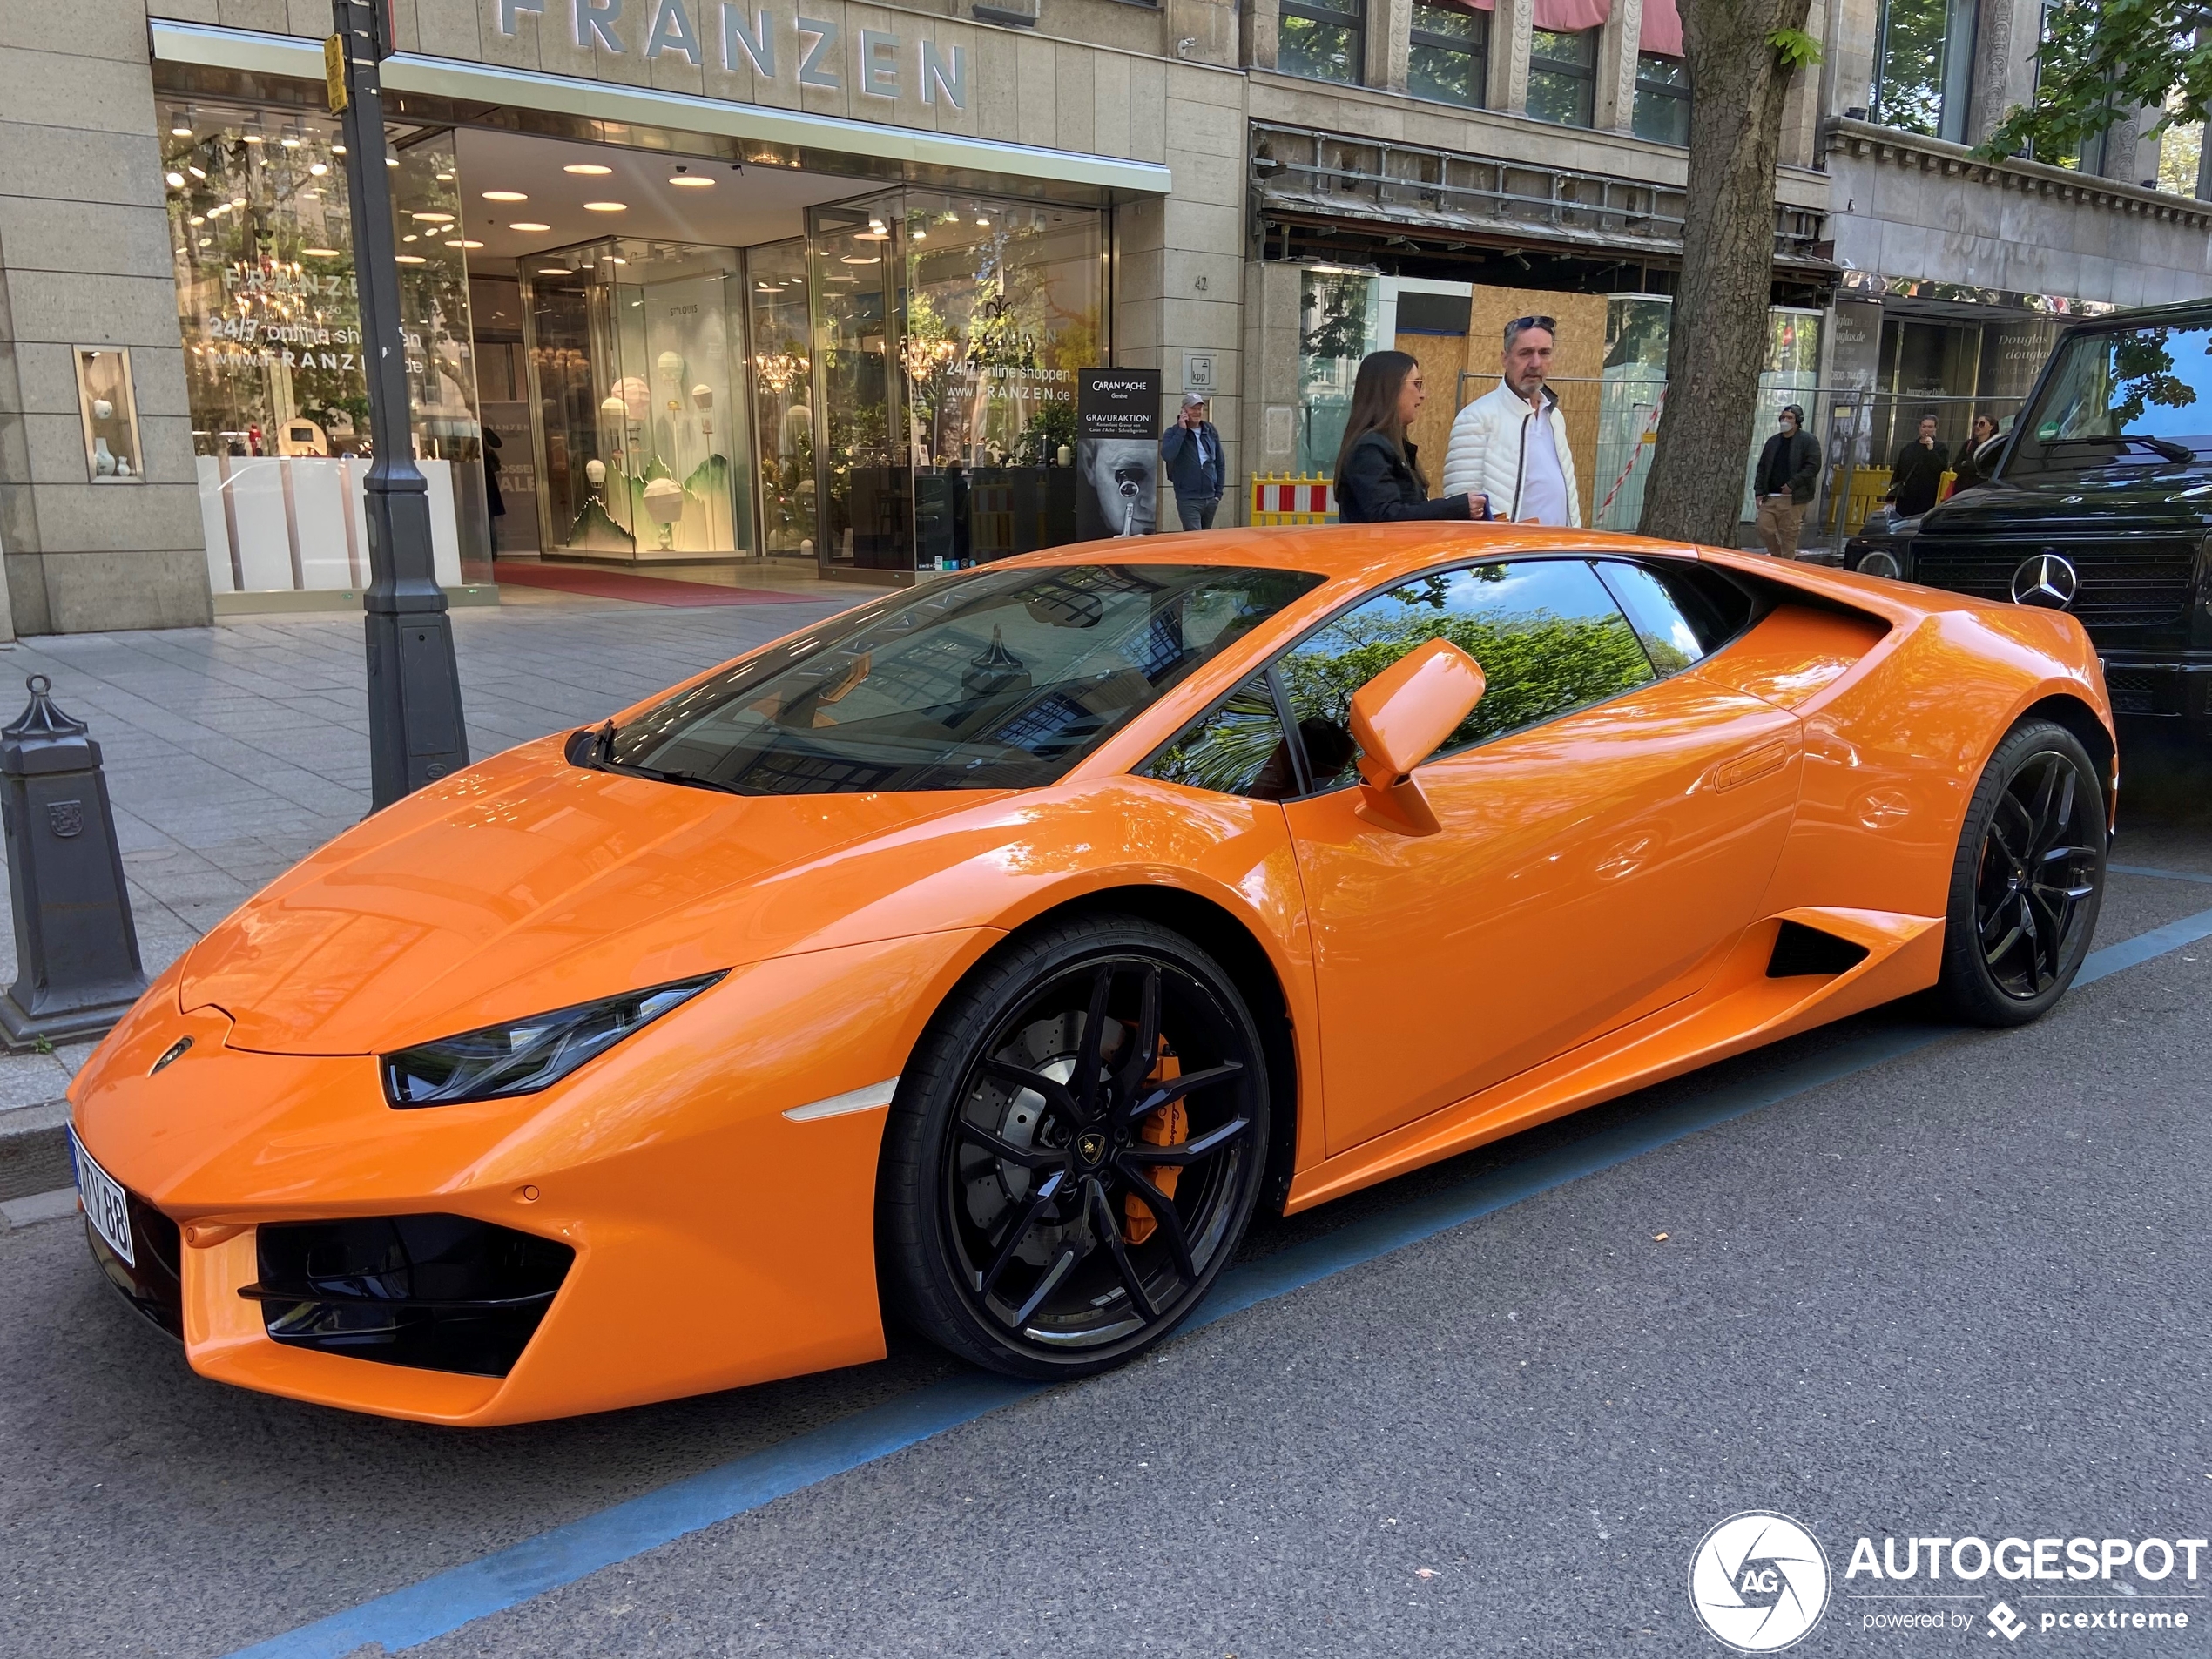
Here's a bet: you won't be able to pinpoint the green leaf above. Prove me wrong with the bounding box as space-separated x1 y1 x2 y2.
1768 26 1824 71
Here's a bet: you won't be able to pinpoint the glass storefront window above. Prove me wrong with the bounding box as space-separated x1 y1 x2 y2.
165 105 488 593
1528 29 1599 128
1408 0 1489 107
1279 0 1366 84
812 199 904 571
902 192 1100 568
1297 267 1378 475
523 239 750 561
748 239 813 557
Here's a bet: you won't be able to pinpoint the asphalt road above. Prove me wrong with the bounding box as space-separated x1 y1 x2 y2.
4 746 2209 1659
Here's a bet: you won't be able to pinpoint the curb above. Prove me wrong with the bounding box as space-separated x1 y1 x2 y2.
2 1186 76 1231
0 1103 71 1203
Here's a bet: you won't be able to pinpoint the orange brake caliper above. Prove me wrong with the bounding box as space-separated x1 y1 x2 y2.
1124 1040 1185 1244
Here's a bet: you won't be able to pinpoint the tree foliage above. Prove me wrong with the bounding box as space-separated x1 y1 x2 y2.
1977 0 2212 165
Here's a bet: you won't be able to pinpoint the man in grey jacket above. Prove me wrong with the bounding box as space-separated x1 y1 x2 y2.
1440 316 1581 526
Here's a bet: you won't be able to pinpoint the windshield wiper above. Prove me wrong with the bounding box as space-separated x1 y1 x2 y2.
575 719 746 794
2048 433 2195 463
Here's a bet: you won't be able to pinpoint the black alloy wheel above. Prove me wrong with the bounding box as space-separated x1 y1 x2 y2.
1938 718 2107 1027
879 915 1270 1379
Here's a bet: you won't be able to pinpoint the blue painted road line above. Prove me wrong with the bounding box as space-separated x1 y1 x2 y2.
226 904 2212 1659
2111 862 2212 887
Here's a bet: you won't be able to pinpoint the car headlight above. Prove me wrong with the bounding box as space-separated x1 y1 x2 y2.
381 973 725 1108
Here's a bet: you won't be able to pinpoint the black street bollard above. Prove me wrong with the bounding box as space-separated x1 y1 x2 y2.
0 676 145 1049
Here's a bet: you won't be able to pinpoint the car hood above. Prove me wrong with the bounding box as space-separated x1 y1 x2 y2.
180 737 1006 1055
1918 468 2212 537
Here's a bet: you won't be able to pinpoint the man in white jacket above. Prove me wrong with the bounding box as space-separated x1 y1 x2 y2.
1440 315 1581 526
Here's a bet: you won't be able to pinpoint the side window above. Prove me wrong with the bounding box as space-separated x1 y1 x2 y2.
1137 677 1302 801
1594 560 1755 671
1276 559 1656 790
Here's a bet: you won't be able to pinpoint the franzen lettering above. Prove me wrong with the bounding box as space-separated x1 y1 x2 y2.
496 0 965 108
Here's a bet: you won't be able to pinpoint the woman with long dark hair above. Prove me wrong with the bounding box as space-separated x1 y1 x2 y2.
1333 351 1485 523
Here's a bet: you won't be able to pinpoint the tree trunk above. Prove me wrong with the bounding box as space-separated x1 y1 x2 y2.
1636 0 1811 548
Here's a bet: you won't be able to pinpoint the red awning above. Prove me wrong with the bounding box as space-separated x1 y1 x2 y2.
1640 0 1683 57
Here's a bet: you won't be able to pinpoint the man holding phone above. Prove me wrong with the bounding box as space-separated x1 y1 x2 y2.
1160 393 1225 531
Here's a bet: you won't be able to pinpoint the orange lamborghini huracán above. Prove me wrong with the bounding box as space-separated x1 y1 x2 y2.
68 526 2113 1424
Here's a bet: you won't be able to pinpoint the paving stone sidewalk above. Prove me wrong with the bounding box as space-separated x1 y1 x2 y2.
0 589 841 1211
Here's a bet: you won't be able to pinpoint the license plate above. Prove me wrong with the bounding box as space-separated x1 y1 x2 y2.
69 1130 133 1268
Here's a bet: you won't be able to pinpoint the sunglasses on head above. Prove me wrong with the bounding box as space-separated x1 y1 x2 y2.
1509 315 1556 336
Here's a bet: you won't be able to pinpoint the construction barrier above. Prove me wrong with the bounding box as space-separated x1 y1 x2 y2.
1249 473 1337 526
1829 465 1958 537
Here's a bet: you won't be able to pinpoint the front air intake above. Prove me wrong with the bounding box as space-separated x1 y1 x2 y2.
1766 921 1871 980
242 1214 573 1377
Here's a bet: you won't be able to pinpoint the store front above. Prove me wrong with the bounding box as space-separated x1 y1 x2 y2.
148 24 1153 604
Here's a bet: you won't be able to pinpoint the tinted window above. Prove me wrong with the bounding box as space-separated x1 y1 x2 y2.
1138 677 1300 800
2012 324 2212 476
1594 560 1751 672
604 564 1325 795
1276 559 1654 791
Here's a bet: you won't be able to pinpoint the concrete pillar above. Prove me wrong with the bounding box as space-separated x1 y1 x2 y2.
1238 259 1302 521
1246 0 1280 70
0 0 211 637
1370 0 1411 92
1966 0 2040 148
1487 0 1533 114
1595 0 1643 134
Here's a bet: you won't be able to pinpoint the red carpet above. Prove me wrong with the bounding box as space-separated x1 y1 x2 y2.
495 561 819 607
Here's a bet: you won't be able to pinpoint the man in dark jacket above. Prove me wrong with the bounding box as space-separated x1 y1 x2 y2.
1159 393 1224 530
1753 404 1820 558
1885 414 1950 519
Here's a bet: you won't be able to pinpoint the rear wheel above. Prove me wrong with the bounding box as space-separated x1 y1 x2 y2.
878 915 1269 1379
1937 718 2107 1027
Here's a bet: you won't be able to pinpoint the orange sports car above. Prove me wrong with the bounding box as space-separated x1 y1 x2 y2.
67 527 2114 1425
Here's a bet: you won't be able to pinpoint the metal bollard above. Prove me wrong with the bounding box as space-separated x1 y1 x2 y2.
0 675 145 1049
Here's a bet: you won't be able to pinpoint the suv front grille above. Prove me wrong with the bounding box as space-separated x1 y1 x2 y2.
1912 540 2199 629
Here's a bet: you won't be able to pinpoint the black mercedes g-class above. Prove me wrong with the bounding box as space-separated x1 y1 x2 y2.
1844 300 2212 732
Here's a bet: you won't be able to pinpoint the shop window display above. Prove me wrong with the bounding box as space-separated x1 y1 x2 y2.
165 105 489 594
812 200 904 571
524 240 750 561
747 239 813 558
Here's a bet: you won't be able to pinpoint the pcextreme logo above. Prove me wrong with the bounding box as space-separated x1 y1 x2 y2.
1689 1511 1831 1652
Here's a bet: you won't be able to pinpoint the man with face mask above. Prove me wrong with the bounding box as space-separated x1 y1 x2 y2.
1753 403 1821 559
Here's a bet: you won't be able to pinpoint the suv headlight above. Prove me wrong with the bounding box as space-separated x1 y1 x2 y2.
382 973 725 1108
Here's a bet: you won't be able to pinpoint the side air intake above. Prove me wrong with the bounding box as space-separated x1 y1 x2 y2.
1766 920 1871 980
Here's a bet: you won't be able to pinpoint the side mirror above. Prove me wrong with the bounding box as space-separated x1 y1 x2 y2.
1346 638 1485 835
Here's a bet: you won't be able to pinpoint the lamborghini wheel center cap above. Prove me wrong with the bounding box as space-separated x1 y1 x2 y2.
1076 1132 1107 1166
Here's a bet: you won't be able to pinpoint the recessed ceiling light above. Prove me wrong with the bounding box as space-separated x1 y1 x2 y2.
482 190 528 202
165 172 185 188
669 174 713 187
302 247 341 257
840 255 880 265
242 133 262 144
975 217 990 226
583 201 627 212
187 165 206 179
395 254 428 264
508 221 550 232
447 239 483 248
564 163 613 175
188 215 205 226
169 113 192 136
435 171 454 180
853 231 887 242
308 162 328 176
402 233 419 242
536 266 572 274
412 212 455 223
281 137 301 149
231 197 246 208
332 143 347 153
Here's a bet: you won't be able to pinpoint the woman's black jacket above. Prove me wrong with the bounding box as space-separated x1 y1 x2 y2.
1335 432 1474 523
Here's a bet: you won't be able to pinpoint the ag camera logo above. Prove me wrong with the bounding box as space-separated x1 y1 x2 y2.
1689 1511 1831 1651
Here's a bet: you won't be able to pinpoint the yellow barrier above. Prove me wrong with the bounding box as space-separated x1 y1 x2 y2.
1249 472 1338 527
1832 465 1959 536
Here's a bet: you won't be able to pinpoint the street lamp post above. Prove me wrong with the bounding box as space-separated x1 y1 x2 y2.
328 0 469 809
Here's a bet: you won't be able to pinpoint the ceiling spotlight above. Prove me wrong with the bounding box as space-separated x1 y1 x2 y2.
435 170 455 181
508 221 550 232
610 256 627 264
564 162 613 175
482 190 528 202
669 174 713 187
447 239 483 248
536 266 572 274
231 197 246 208
241 132 263 145
332 143 347 154
840 254 880 265
302 247 341 257
402 233 419 242
583 200 627 212
170 111 193 136
395 253 427 264
187 165 206 179
308 162 328 176
412 212 455 223
165 171 185 188
188 214 205 226
281 136 301 148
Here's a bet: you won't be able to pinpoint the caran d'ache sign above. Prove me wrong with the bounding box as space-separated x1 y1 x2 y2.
494 0 968 109
1076 368 1160 539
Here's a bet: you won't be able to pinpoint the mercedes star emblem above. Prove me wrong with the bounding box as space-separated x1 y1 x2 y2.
2010 550 2079 609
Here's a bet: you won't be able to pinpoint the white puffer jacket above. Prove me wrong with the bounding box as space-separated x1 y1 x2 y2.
1440 381 1582 527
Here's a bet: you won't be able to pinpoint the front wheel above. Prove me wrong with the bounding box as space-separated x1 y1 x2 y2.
878 915 1270 1379
1936 718 2107 1027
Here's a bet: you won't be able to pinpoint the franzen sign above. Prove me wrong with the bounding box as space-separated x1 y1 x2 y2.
494 0 968 110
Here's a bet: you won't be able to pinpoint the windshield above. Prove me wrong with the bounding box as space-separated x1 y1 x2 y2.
2009 323 2212 477
598 563 1326 795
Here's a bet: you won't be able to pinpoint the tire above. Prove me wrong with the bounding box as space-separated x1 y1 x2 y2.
878 914 1271 1379
1936 718 2107 1027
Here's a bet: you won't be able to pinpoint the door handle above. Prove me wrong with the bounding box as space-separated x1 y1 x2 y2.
1714 739 1791 792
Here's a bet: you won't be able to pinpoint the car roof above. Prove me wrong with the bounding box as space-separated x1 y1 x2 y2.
1002 523 1704 588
